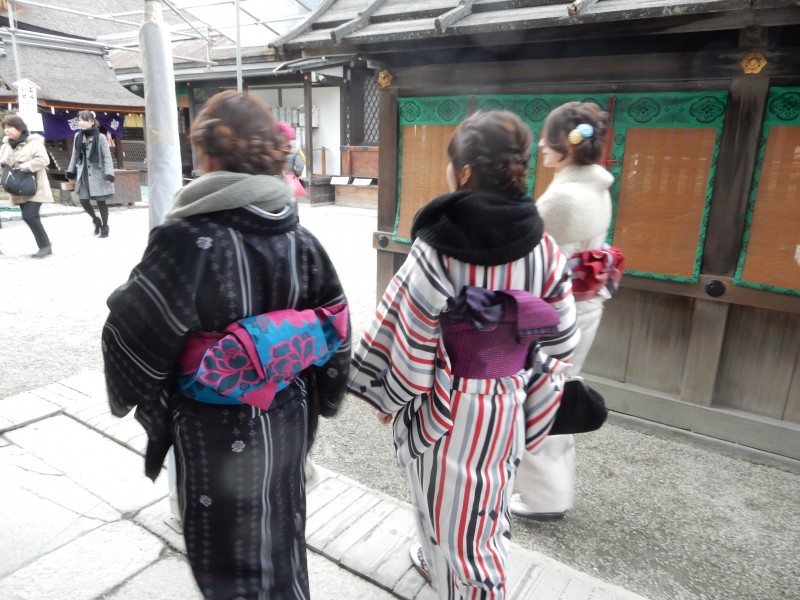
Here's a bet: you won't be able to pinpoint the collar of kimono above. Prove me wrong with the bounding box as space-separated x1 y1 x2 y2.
165 170 292 221
411 189 544 266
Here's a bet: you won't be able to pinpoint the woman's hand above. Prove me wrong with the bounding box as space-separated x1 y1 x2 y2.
375 409 393 425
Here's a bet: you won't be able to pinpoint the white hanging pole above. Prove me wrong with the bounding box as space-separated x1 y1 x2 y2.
235 0 243 92
141 0 182 229
7 0 22 83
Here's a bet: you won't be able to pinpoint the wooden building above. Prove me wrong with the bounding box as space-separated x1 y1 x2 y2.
275 0 800 460
0 2 147 202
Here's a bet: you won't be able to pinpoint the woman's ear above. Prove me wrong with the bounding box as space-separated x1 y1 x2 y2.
458 164 473 188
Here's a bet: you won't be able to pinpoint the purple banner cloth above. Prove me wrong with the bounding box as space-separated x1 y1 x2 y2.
40 110 127 141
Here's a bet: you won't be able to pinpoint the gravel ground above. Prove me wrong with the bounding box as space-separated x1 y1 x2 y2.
2 204 799 600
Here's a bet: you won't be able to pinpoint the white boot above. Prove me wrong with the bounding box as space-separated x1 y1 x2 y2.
511 434 576 520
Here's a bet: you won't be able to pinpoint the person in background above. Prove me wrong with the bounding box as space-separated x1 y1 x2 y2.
511 101 614 521
66 110 115 238
347 110 578 599
277 121 307 198
0 115 54 258
102 91 351 599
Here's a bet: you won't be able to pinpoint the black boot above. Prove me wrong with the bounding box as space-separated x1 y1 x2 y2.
99 225 109 238
92 216 102 236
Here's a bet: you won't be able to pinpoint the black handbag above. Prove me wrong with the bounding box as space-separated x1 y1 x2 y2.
2 165 37 196
550 377 608 435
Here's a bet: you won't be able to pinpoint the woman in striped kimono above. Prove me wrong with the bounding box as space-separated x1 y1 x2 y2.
347 110 578 599
102 91 350 600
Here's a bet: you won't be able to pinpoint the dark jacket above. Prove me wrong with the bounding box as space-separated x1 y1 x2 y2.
67 130 115 198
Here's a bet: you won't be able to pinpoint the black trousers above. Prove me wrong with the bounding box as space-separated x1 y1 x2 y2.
21 201 51 249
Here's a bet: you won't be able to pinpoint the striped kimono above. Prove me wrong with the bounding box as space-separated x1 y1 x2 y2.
103 175 350 600
348 190 578 600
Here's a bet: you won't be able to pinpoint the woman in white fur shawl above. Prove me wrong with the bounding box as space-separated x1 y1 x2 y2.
511 101 615 521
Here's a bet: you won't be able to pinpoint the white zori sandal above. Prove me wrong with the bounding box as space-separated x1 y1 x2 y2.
409 543 432 585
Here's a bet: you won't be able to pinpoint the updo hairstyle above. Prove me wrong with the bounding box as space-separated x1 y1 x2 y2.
542 101 609 166
447 110 532 198
190 90 285 176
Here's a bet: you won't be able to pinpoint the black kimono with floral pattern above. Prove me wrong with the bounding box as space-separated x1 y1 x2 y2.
102 203 350 600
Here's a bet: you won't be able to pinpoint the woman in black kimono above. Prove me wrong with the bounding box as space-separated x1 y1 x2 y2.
102 90 351 599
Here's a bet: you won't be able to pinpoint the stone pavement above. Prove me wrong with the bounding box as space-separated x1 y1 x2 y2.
5 199 799 600
0 371 646 600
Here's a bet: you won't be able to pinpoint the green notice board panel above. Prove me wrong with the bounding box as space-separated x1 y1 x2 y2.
395 91 727 285
736 87 800 296
395 94 606 243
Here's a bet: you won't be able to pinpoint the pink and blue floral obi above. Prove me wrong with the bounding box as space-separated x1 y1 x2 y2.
177 304 348 410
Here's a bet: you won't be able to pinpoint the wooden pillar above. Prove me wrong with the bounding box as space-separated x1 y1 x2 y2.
680 299 729 406
187 85 198 175
349 69 368 145
375 84 399 301
304 77 313 191
702 28 770 275
113 127 124 168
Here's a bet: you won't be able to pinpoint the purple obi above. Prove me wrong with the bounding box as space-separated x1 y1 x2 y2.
440 287 559 379
177 304 349 410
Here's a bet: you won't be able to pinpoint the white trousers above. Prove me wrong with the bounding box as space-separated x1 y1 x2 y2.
515 297 605 512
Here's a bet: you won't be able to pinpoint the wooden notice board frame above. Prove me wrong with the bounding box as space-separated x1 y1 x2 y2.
607 91 728 283
394 94 608 243
394 92 728 285
395 124 455 240
735 87 800 297
613 127 717 279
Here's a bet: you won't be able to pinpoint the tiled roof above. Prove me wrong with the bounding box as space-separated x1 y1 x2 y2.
0 41 145 110
272 0 774 54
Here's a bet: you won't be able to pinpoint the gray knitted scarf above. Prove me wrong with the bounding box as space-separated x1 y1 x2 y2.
165 171 292 221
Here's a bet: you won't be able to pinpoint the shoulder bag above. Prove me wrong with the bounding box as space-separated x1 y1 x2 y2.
2 165 38 197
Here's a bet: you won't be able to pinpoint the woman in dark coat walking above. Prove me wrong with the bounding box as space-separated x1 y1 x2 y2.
66 110 115 237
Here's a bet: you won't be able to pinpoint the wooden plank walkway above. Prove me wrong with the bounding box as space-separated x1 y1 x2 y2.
0 371 647 600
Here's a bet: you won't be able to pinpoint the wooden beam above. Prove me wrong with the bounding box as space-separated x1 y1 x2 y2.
392 48 800 91
268 0 337 54
377 86 398 232
681 300 729 407
303 76 314 195
37 101 144 112
372 231 410 256
435 0 476 34
288 7 800 57
621 275 800 315
702 76 770 275
568 0 601 19
331 0 388 42
585 374 800 462
375 249 407 303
